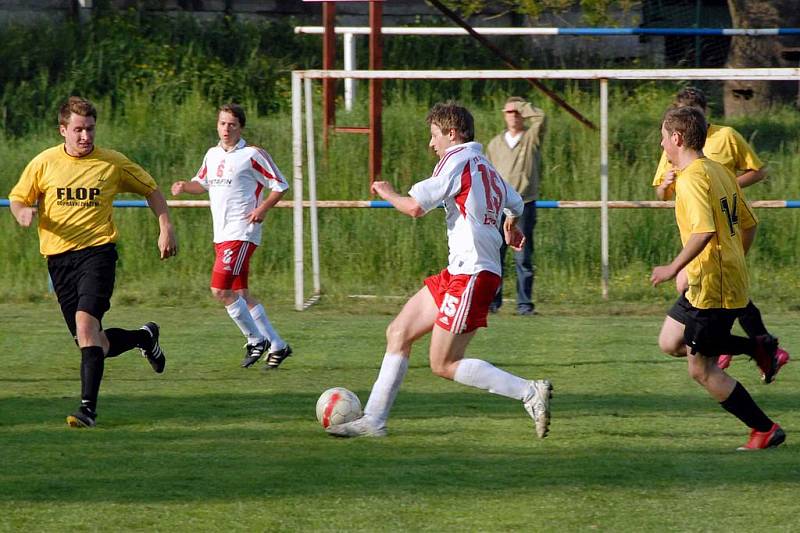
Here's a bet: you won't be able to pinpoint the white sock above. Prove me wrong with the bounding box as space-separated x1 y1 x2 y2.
364 353 408 427
249 303 285 351
225 297 264 345
453 358 530 400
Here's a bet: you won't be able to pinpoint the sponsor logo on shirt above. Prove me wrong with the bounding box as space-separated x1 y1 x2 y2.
55 187 101 207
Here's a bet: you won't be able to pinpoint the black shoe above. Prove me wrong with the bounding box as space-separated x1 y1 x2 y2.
517 307 537 316
66 406 96 428
264 344 293 370
140 322 166 374
241 339 270 368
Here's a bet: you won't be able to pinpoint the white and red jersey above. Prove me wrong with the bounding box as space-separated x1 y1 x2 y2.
192 138 288 245
409 142 524 276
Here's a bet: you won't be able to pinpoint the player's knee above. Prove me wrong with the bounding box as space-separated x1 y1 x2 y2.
385 320 409 346
428 359 453 380
658 334 685 357
210 287 231 303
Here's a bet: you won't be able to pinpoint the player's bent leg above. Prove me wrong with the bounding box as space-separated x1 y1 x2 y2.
658 316 688 357
384 287 438 356
75 311 106 350
687 352 736 401
428 327 475 379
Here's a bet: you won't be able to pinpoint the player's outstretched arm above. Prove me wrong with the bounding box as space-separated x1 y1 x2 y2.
171 180 206 196
9 200 37 227
145 189 178 260
737 167 767 188
371 181 425 218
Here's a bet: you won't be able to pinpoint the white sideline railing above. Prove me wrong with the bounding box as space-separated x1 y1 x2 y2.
291 68 800 309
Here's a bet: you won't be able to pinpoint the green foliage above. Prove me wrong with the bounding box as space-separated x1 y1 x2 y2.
0 10 319 136
1 13 799 305
1 302 799 530
438 0 640 25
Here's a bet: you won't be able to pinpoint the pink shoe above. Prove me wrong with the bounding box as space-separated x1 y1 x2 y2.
774 347 791 380
717 354 732 369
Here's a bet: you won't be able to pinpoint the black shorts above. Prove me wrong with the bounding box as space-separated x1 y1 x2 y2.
47 243 118 337
667 292 742 357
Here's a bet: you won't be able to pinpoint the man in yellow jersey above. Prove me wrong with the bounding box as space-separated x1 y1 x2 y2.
650 106 784 450
8 96 178 429
652 86 789 375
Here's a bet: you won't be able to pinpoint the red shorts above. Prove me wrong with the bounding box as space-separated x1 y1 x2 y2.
211 241 257 290
424 268 501 334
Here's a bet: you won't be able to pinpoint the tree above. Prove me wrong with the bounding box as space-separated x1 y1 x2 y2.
724 0 800 116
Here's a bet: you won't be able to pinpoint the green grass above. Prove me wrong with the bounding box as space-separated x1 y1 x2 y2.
1 301 799 531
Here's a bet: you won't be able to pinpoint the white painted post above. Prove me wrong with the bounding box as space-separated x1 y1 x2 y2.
600 78 609 300
305 77 321 299
292 72 304 311
344 32 356 111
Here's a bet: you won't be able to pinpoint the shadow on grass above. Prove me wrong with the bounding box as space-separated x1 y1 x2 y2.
1 390 798 503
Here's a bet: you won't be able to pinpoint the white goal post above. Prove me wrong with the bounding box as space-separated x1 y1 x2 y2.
291 68 800 310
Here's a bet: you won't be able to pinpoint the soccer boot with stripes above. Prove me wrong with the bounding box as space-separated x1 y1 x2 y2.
140 322 166 374
241 339 269 368
264 344 293 370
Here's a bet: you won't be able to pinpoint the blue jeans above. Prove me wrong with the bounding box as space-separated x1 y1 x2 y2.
493 201 537 312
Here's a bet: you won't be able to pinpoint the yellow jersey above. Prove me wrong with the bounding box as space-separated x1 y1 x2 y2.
653 124 764 189
674 157 757 309
9 144 157 256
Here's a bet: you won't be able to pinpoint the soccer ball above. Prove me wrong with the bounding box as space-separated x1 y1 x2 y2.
316 387 363 428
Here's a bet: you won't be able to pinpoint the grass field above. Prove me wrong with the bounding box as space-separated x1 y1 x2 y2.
1 300 798 531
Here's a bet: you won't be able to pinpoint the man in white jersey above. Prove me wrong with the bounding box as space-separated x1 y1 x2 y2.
171 104 292 369
327 102 553 439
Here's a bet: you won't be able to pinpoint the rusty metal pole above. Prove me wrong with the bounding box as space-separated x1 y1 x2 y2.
368 1 383 184
322 2 336 148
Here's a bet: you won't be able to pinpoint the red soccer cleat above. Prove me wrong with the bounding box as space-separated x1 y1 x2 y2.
774 347 791 378
717 354 732 369
753 335 779 384
737 423 786 451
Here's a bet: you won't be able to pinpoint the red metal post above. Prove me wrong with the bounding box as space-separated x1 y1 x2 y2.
368 1 383 184
322 2 336 148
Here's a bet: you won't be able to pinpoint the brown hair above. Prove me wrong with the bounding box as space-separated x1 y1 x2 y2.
673 87 707 112
219 103 246 128
58 96 97 126
426 102 474 142
662 106 707 151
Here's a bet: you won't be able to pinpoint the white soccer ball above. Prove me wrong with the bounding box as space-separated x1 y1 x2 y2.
316 387 363 428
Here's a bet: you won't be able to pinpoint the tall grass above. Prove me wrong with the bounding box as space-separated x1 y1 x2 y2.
2 86 799 306
1 12 798 306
